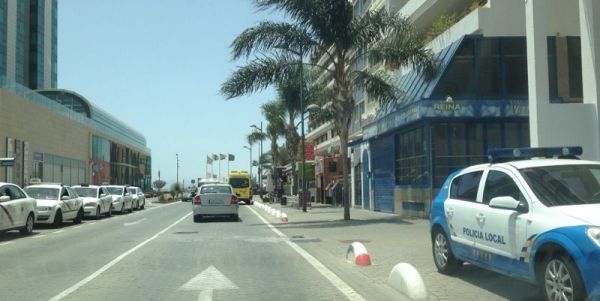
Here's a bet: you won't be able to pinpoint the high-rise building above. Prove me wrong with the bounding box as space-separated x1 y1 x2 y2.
0 0 57 90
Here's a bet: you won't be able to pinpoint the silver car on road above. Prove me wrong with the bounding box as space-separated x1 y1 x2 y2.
192 184 238 222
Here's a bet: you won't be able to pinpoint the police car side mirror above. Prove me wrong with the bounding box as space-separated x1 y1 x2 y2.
489 196 529 213
61 196 70 201
0 195 10 202
489 196 520 210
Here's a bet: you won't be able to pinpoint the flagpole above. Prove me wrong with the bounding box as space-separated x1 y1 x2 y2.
219 158 222 182
227 155 230 178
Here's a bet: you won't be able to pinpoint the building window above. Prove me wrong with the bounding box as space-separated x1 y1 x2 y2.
433 121 529 187
567 37 583 99
433 37 531 100
502 38 528 98
477 39 502 97
395 127 426 185
548 36 583 103
432 39 475 98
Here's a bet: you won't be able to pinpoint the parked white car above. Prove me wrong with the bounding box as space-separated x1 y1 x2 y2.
127 186 145 210
106 185 133 214
25 184 84 227
72 185 113 219
0 183 37 234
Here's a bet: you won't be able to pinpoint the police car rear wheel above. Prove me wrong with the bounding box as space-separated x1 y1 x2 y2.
432 228 459 274
542 255 585 301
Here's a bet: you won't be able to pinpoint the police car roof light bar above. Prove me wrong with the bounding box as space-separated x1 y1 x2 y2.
487 146 582 163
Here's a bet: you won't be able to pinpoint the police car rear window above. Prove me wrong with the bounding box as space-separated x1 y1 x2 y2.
520 164 600 206
450 171 483 202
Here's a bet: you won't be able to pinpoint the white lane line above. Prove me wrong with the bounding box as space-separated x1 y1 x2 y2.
247 206 366 301
32 234 46 239
87 222 96 225
53 230 65 234
0 241 14 246
74 226 82 229
124 218 146 226
48 212 192 301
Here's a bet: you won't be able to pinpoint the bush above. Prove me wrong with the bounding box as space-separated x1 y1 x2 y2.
424 13 458 44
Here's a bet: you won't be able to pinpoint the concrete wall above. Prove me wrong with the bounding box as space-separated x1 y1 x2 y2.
526 0 600 160
0 88 89 184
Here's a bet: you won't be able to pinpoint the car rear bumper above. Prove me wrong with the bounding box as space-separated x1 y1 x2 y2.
193 205 238 216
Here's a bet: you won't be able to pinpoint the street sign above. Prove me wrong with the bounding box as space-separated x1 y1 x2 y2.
0 158 15 167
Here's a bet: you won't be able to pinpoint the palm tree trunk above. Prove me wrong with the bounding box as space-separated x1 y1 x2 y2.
339 124 351 220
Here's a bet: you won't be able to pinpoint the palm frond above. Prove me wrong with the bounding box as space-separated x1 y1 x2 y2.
351 9 396 47
231 21 317 59
255 0 353 48
351 69 400 104
247 131 268 145
220 54 297 99
365 16 439 80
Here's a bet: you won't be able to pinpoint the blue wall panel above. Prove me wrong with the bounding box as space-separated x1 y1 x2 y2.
371 135 395 212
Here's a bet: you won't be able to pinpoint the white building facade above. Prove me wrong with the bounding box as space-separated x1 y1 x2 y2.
347 0 600 217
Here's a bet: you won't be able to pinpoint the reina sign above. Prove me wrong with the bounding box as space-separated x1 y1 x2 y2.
432 102 463 111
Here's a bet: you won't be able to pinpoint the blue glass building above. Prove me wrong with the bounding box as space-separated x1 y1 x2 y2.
360 35 583 215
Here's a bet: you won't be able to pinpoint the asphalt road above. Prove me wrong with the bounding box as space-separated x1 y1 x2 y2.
0 201 370 301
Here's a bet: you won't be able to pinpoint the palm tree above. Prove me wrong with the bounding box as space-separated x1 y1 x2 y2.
221 0 437 220
261 101 286 173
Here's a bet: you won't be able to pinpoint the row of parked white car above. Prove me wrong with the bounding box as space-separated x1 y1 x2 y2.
0 182 146 235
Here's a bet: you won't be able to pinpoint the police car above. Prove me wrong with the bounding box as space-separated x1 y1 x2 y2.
429 147 600 301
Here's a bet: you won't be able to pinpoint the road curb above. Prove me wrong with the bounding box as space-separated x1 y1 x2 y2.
387 263 427 300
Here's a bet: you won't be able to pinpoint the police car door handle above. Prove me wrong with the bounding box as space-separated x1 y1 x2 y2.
476 213 486 222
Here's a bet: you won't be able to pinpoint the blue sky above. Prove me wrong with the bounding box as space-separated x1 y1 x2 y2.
58 0 283 185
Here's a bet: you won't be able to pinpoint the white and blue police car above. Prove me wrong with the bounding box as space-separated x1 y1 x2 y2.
429 147 600 301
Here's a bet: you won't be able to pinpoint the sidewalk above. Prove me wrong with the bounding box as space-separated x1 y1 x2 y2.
253 198 538 301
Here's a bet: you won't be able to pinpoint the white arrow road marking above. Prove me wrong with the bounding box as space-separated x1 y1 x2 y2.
179 266 238 301
48 212 191 301
124 218 146 226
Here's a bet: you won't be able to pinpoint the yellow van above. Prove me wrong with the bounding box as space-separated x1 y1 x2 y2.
228 171 253 204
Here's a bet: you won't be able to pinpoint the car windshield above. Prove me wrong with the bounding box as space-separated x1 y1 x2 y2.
229 178 249 188
73 187 98 198
201 186 232 194
520 164 600 206
25 188 60 200
106 187 124 195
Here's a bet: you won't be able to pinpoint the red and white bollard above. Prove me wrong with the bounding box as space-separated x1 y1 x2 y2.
281 213 288 222
346 242 372 266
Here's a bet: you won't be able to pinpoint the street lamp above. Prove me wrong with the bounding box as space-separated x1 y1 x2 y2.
251 123 263 198
176 153 180 191
243 145 252 180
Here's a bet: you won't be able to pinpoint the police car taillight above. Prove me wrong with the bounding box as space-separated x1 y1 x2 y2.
487 146 582 163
